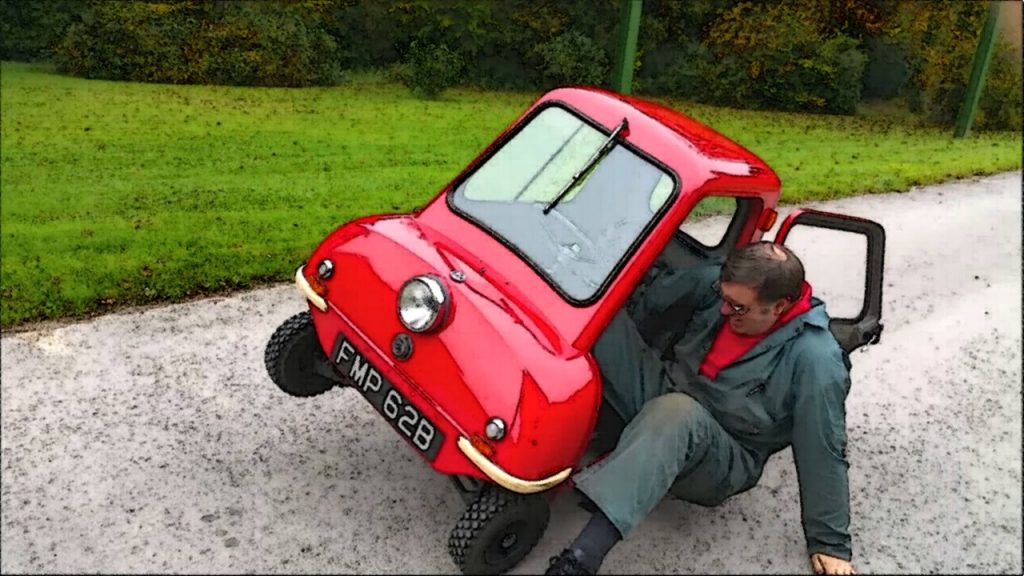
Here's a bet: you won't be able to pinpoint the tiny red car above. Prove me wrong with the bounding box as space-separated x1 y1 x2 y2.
264 86 885 575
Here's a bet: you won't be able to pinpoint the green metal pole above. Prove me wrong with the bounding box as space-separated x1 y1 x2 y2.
954 1 1001 138
612 0 643 94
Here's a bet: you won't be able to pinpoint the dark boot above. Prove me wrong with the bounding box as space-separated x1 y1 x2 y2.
544 549 595 575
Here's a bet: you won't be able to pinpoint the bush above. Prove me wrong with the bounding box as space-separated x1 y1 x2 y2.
976 40 1023 132
188 4 342 87
324 0 546 92
884 0 988 124
536 31 610 88
399 39 465 99
0 0 86 61
27 0 1021 123
862 37 909 100
703 1 867 114
635 41 711 100
52 1 341 87
472 50 538 91
818 35 869 114
54 1 198 83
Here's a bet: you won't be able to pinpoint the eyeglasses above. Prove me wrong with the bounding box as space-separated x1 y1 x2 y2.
712 280 750 316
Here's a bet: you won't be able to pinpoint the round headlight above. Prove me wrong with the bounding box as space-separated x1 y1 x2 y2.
317 258 334 279
485 417 506 441
397 275 449 333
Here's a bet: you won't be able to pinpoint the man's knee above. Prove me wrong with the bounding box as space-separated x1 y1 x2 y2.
637 393 707 435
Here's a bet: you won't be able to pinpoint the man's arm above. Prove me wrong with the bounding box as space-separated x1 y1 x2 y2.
627 259 721 327
790 345 854 562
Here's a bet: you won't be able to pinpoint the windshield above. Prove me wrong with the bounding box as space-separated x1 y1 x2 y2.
451 105 676 302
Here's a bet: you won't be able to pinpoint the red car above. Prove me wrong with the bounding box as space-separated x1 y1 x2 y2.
264 86 885 574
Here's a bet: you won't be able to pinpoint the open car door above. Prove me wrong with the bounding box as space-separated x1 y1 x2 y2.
773 209 885 355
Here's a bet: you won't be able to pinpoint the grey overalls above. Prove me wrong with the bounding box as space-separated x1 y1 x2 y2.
573 261 854 561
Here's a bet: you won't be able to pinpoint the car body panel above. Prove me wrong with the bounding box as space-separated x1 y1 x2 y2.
304 215 601 483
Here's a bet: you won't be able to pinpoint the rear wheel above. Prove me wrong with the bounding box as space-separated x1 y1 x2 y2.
264 311 339 397
448 485 550 575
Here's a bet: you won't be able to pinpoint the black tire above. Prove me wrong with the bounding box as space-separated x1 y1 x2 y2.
264 311 338 398
448 486 550 575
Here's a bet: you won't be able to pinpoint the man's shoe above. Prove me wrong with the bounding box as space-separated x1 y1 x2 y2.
544 549 595 575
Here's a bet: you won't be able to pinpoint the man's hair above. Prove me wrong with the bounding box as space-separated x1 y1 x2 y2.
721 241 805 303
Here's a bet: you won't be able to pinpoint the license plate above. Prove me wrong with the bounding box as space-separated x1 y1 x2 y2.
331 335 444 462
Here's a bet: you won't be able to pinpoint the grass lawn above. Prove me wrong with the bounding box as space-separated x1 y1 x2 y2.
1 61 1020 328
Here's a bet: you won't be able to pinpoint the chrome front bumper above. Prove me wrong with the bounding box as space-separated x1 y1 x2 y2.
295 266 327 312
457 436 572 494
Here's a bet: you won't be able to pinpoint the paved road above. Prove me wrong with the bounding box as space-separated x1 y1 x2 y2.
2 172 1021 574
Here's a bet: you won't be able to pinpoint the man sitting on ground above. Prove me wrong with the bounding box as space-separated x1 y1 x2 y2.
546 241 857 576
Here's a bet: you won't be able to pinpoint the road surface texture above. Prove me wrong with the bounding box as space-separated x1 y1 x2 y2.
2 171 1021 574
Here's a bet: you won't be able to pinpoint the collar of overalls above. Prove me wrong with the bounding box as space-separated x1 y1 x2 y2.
712 284 830 362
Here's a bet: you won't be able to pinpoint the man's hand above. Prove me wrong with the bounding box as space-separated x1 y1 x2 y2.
810 553 856 575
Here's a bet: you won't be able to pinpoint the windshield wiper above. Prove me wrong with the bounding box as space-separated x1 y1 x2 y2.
514 123 585 202
543 117 629 215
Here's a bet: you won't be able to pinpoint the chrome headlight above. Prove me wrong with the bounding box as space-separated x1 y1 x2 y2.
316 258 334 279
485 417 506 441
397 275 449 333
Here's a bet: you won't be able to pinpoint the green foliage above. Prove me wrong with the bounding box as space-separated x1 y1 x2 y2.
637 0 735 46
862 37 909 100
632 0 728 97
703 2 868 114
324 0 620 93
52 1 341 87
635 41 711 99
188 3 342 87
12 0 1022 121
472 50 537 91
884 0 988 124
819 35 869 114
976 40 1023 132
0 0 86 61
399 39 466 99
536 31 610 88
53 1 198 83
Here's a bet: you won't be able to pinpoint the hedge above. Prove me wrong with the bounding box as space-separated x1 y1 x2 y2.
3 0 1019 129
51 1 341 87
0 0 84 61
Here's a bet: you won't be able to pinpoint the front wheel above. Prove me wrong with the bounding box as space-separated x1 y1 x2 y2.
264 311 339 397
448 486 550 575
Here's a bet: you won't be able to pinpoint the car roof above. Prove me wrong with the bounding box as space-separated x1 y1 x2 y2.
534 86 782 200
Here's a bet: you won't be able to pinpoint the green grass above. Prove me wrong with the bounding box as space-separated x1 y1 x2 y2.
1 61 1020 328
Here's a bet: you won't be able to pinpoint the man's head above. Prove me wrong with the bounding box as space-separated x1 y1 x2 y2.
717 241 805 336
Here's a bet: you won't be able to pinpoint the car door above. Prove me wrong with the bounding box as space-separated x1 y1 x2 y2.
773 208 885 355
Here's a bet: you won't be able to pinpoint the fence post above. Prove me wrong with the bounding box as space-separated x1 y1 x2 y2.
954 1 1001 138
612 0 643 94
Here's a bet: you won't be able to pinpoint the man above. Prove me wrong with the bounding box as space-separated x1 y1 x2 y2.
545 241 857 575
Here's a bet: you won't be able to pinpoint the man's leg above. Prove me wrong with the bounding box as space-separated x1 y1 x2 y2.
545 310 671 575
549 393 761 574
576 392 760 537
591 309 671 422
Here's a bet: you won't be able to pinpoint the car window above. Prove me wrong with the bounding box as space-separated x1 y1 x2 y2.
678 196 737 249
462 107 603 205
450 105 677 303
